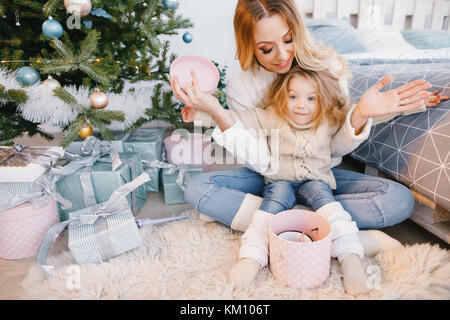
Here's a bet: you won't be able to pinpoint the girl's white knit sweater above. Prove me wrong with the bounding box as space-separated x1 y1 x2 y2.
195 66 370 173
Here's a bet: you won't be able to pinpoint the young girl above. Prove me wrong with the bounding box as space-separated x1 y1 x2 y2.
181 66 377 295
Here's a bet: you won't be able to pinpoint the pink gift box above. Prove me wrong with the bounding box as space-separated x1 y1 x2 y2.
269 209 331 289
164 132 212 171
0 199 59 260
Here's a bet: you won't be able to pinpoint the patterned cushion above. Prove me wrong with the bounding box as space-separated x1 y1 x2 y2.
348 63 450 210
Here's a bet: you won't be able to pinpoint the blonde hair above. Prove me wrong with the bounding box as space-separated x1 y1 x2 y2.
234 0 350 79
266 65 348 131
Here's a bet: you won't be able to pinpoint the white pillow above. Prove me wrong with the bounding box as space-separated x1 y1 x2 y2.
359 28 417 52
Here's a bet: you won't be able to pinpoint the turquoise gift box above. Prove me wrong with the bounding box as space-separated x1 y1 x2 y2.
122 127 166 192
56 152 147 222
162 165 204 205
66 127 166 192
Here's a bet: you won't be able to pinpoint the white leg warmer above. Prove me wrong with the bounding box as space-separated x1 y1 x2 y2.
238 210 273 268
230 194 263 232
316 202 364 262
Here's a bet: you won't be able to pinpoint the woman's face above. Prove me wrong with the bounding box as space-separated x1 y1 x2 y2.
253 13 295 74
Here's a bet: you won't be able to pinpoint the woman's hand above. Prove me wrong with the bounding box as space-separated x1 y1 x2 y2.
173 71 235 131
351 75 433 132
170 71 222 114
181 105 197 123
425 90 449 107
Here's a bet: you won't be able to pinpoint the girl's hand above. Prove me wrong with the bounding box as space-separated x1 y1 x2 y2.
357 75 432 119
425 90 449 107
181 105 197 123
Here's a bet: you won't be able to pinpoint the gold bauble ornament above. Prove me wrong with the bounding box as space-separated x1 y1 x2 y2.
78 123 93 139
64 0 92 17
43 77 61 90
90 91 109 109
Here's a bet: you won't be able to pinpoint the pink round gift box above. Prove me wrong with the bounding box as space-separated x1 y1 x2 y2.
269 209 332 290
164 132 212 171
169 55 220 94
0 199 59 260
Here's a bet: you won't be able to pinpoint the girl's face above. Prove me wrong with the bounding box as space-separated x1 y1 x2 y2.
253 14 295 74
287 75 317 125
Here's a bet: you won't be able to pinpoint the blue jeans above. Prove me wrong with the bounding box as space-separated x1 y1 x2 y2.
260 179 339 214
184 167 414 230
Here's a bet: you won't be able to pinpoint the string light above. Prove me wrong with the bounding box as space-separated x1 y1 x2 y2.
0 58 153 75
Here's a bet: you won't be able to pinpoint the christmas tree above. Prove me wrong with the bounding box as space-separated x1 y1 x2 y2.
0 0 195 147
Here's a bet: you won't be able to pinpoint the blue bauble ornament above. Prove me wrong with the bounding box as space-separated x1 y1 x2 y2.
42 19 64 39
163 0 178 9
16 67 41 86
182 32 193 43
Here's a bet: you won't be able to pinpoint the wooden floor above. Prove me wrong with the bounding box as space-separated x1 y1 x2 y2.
0 133 448 300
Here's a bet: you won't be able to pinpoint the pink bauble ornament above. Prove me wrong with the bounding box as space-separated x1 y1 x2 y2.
64 0 92 17
90 90 108 109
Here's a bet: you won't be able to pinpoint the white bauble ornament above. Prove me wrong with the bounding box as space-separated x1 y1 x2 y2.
43 77 61 90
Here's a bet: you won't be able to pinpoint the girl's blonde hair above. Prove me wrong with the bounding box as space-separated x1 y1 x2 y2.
234 0 350 79
266 65 348 131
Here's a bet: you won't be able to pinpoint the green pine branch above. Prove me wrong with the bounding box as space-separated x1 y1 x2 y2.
31 30 117 86
0 85 28 105
43 0 61 17
55 87 125 147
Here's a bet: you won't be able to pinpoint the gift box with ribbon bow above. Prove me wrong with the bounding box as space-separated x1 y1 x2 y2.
55 137 147 221
0 145 65 212
161 163 204 205
38 173 148 268
67 127 167 192
36 173 190 270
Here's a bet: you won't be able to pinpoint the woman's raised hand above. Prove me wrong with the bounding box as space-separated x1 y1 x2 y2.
170 70 222 114
356 75 433 120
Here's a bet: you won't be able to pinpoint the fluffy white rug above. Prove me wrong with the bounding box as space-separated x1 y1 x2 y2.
21 210 450 300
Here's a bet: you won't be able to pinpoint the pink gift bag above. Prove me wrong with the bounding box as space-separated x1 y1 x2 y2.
0 199 59 260
269 209 331 289
164 132 212 171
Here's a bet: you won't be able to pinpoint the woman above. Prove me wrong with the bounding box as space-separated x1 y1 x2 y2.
170 0 443 287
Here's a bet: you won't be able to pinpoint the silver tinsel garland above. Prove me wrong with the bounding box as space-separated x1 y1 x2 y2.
0 67 158 131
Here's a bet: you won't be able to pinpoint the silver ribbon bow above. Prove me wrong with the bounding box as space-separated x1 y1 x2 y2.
147 160 190 192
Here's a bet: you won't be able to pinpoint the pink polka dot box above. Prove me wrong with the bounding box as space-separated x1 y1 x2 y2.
0 199 59 260
269 209 332 290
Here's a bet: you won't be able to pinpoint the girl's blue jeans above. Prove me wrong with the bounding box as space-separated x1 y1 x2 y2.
260 179 344 214
184 167 414 230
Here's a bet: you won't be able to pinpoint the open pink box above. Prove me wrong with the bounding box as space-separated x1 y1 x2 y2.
269 209 331 289
170 55 219 94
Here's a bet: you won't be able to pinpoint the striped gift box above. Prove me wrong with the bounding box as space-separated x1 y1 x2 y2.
68 196 142 264
36 173 149 268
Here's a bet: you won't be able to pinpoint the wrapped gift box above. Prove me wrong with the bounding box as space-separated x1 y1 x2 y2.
56 152 147 221
66 127 166 192
123 127 166 192
37 174 150 268
0 146 64 212
164 132 212 171
162 165 204 205
0 199 59 260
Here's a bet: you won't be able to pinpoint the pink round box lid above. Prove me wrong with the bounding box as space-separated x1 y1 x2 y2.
170 55 219 94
